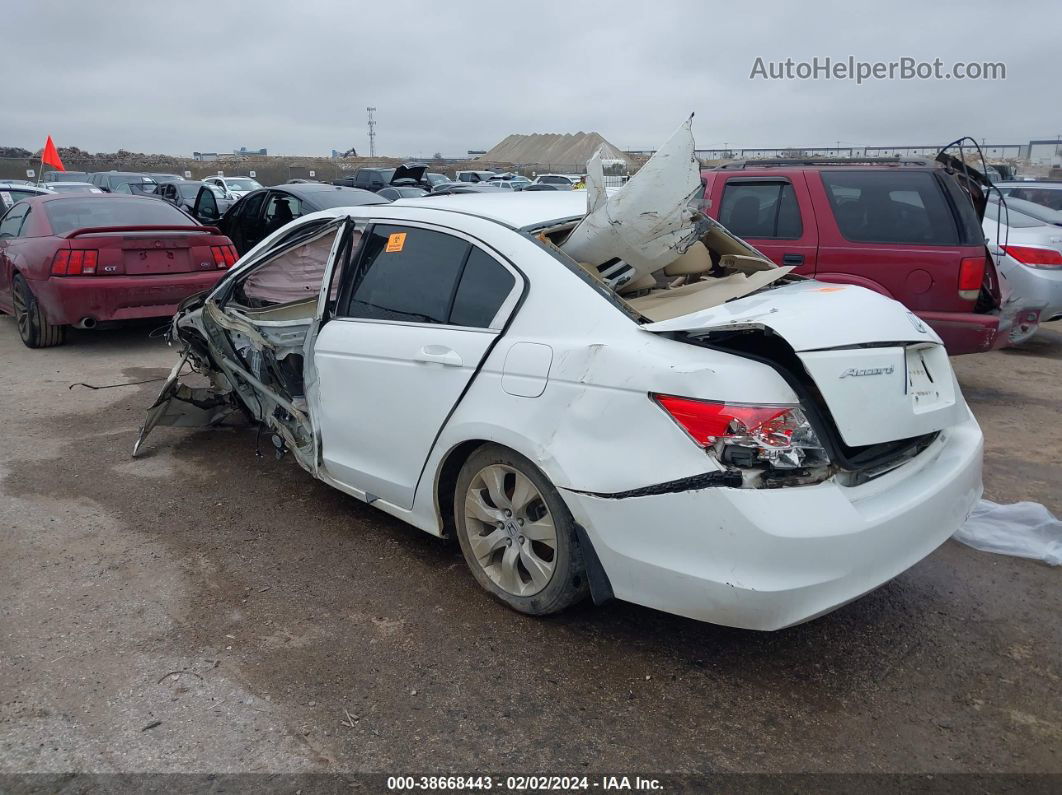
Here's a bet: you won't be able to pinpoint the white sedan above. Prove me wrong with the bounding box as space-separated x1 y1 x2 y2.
136 186 982 631
203 175 263 200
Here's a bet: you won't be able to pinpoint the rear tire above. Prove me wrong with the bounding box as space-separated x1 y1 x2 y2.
454 444 589 616
12 274 65 348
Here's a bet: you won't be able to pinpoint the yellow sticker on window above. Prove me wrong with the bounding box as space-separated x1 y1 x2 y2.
385 232 406 253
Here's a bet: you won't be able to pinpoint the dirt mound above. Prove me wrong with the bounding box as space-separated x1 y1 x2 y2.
480 132 628 167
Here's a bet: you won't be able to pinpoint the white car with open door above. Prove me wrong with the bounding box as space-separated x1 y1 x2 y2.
136 122 983 631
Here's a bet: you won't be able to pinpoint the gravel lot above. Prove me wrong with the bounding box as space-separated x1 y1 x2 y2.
1 315 1059 776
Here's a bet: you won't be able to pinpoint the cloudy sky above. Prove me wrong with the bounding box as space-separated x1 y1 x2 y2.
7 0 1058 157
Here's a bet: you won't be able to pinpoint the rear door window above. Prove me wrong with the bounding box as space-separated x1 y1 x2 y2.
821 170 959 245
449 247 517 327
343 225 469 324
719 181 802 239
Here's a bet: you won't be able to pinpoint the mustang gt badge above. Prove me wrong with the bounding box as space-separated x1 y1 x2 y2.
840 366 895 379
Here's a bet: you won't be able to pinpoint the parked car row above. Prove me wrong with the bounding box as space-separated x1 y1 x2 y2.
3 152 1060 358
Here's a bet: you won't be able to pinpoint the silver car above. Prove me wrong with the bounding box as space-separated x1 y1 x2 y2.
983 200 1062 341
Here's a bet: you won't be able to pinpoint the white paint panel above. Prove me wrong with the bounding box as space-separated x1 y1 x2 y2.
313 319 497 508
501 342 553 398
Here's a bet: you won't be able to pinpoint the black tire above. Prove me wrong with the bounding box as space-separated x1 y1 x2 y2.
12 274 64 348
454 444 589 615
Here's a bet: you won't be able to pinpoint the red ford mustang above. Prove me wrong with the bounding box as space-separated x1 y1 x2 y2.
0 193 237 347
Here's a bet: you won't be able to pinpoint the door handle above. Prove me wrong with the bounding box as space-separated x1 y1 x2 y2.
782 253 805 266
414 346 463 367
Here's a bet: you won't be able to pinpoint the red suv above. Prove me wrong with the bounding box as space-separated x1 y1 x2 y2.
701 160 1015 354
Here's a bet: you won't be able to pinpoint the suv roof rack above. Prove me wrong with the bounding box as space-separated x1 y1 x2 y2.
712 158 934 170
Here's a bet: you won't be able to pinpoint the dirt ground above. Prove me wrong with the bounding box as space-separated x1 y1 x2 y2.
0 315 1059 777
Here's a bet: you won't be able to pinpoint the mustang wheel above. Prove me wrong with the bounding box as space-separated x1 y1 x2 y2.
12 274 64 348
454 444 589 615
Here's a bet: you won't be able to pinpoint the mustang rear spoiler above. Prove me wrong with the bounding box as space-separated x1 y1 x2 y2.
64 225 222 238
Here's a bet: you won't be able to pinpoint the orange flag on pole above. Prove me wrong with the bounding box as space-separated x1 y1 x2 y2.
42 136 65 171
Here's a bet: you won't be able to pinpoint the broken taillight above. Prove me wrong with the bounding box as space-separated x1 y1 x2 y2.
1001 245 1062 269
51 249 99 275
653 394 827 471
211 244 238 269
958 256 985 301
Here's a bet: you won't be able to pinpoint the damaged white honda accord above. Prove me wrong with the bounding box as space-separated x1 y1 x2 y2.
136 120 983 630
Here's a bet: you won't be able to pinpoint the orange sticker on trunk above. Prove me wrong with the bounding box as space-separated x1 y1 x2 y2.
385 232 406 252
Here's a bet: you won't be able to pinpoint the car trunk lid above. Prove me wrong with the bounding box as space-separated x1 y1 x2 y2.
642 280 964 446
65 225 225 276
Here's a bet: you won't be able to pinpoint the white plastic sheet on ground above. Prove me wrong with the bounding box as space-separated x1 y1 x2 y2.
953 500 1062 566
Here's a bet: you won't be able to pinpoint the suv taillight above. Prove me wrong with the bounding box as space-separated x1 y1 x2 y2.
51 249 99 276
958 256 985 301
1001 245 1062 269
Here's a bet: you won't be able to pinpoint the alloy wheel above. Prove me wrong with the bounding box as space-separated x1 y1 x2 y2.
463 464 558 597
12 277 31 342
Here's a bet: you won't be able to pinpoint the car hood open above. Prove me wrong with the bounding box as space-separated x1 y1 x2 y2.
392 164 428 184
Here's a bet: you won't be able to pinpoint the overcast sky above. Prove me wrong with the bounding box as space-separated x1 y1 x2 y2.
7 0 1058 158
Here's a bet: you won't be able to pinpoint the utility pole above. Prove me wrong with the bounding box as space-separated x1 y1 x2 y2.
367 107 377 158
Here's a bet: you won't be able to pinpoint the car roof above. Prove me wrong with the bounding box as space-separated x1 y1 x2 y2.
997 180 1062 187
276 183 382 198
1 184 50 193
394 190 586 229
705 161 937 173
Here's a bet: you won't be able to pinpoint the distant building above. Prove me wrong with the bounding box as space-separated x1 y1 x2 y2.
193 152 219 162
234 147 267 157
1026 139 1062 166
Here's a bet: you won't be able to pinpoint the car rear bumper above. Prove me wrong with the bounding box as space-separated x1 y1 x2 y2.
564 413 983 631
915 310 1007 354
28 272 226 325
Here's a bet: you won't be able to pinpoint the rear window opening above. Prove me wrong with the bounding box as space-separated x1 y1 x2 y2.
529 218 801 324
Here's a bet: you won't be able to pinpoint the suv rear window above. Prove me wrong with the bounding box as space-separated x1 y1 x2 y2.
821 170 959 245
45 197 197 235
719 180 802 239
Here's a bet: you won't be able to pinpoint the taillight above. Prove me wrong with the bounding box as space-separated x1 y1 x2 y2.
653 394 827 472
211 244 238 269
51 249 99 276
1001 245 1062 269
51 250 69 275
958 256 985 301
